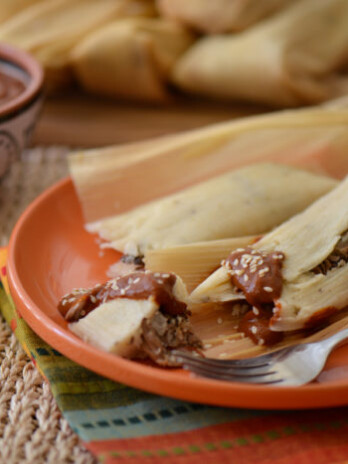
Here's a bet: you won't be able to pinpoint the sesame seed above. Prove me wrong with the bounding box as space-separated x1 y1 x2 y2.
162 273 170 278
217 317 223 324
235 269 244 276
233 259 239 266
263 286 273 292
258 339 265 346
251 326 258 334
154 273 161 277
120 288 126 295
157 279 164 284
243 274 249 282
133 277 140 284
252 307 259 316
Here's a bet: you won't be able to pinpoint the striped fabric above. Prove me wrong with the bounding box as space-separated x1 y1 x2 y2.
1 248 348 464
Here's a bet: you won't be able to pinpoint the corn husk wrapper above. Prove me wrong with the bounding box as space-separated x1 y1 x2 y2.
87 163 336 257
71 18 195 102
69 101 348 223
145 236 256 293
143 235 348 360
173 0 348 107
0 0 155 91
191 304 348 360
157 0 294 34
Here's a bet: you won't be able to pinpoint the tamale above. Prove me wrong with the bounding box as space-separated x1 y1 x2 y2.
61 271 202 365
71 18 195 102
191 175 348 334
157 0 294 34
173 0 348 107
0 0 155 90
87 163 336 257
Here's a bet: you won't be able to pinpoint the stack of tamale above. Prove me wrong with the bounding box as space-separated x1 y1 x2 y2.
1 0 348 106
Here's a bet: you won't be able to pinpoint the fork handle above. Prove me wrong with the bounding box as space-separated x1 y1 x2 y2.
320 327 348 352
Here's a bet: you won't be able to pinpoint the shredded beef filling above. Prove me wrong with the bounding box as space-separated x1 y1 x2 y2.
312 231 348 275
136 312 203 366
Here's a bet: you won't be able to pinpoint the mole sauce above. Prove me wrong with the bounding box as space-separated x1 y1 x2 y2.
59 271 187 322
224 247 285 345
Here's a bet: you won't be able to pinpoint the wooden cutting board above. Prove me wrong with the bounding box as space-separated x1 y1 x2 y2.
32 92 268 148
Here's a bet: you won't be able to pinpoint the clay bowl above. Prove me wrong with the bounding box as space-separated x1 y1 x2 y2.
0 43 44 177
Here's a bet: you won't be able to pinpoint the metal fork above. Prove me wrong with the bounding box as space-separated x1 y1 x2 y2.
173 327 348 386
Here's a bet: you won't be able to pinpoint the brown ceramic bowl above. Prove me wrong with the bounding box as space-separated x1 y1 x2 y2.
0 43 44 177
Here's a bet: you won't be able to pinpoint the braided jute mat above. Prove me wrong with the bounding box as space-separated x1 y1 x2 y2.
0 148 96 464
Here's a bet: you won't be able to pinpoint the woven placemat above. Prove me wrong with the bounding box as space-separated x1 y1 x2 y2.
0 148 96 463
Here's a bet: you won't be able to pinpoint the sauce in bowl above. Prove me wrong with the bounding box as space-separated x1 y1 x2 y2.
0 61 28 107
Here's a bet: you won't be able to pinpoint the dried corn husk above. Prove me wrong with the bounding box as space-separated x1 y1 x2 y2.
191 303 348 360
173 0 348 107
69 102 348 223
87 163 336 257
0 0 155 91
145 236 256 292
71 18 195 102
157 0 294 34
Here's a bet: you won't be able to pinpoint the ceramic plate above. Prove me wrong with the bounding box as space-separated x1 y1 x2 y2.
7 178 348 409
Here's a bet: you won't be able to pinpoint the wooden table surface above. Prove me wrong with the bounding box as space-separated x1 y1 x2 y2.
32 92 268 148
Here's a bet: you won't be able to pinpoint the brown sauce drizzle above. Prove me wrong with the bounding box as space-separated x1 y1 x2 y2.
59 271 187 322
224 247 285 308
238 308 284 346
224 247 285 346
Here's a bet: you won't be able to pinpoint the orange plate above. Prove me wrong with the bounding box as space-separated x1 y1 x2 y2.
7 177 348 410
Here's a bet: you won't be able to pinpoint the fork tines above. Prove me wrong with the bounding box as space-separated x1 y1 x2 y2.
172 350 283 385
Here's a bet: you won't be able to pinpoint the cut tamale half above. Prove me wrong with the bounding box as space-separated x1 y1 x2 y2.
191 174 348 335
87 163 337 257
61 270 202 366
